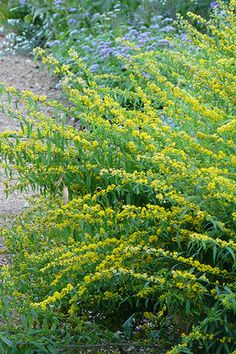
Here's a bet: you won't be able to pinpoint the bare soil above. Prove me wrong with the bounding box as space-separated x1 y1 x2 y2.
0 55 60 218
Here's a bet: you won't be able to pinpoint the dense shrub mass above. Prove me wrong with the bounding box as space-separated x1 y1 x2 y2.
0 1 235 353
0 0 218 54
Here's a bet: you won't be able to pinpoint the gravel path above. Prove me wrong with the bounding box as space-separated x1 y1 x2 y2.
0 55 59 220
0 53 60 263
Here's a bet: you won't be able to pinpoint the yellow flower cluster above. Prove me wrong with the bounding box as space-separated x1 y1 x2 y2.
33 283 74 310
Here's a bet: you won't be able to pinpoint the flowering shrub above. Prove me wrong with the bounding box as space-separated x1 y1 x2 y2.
48 14 176 78
0 1 235 352
1 0 220 54
0 0 148 53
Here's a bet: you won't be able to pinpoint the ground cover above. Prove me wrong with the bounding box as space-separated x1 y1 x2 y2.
0 1 235 353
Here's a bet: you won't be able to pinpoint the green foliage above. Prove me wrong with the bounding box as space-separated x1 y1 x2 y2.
1 0 221 54
0 1 236 353
0 1 10 24
144 0 214 19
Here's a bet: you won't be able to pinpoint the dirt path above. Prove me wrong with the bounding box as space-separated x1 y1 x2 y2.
0 54 60 264
0 55 60 220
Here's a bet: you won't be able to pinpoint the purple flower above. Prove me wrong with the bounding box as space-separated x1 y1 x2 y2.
70 30 80 36
210 2 219 9
99 47 114 57
142 72 152 78
150 24 160 30
90 64 99 72
161 17 173 25
47 40 61 47
157 38 171 47
140 31 151 37
54 0 63 5
180 33 191 42
146 44 156 51
124 34 136 41
68 7 77 13
92 13 100 20
68 18 76 24
138 39 147 45
159 25 175 33
128 29 139 35
152 15 163 22
81 44 92 52
19 0 26 5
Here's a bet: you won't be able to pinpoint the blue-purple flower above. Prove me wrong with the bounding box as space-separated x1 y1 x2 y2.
210 2 219 9
68 18 76 24
68 8 77 13
53 0 63 5
47 40 61 47
90 64 99 72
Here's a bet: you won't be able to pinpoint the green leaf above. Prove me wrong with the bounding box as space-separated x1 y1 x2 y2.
122 313 136 339
1 337 13 347
213 245 217 265
24 14 33 24
185 299 191 315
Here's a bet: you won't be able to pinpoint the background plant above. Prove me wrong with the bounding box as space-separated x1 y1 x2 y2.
0 0 226 54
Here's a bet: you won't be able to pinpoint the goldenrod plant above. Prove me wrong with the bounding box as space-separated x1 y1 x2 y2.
0 1 235 352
